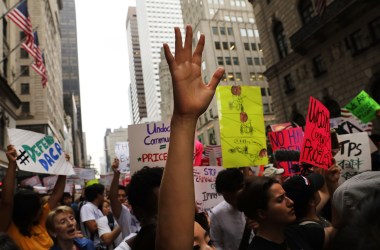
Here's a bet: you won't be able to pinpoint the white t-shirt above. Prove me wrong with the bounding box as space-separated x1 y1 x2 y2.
80 202 104 246
116 205 141 238
97 215 123 250
114 233 137 250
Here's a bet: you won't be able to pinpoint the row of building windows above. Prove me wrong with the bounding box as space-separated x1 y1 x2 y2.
212 26 234 36
223 15 255 24
220 72 265 82
240 28 260 37
217 56 264 66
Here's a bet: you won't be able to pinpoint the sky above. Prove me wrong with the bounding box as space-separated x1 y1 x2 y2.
75 0 136 170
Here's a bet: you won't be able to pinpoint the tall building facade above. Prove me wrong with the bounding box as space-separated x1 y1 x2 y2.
127 7 147 124
249 0 380 134
60 0 85 167
136 0 184 121
104 127 129 173
179 0 276 146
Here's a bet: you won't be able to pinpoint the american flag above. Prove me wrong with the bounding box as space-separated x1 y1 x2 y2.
30 32 48 87
313 0 327 16
6 0 33 36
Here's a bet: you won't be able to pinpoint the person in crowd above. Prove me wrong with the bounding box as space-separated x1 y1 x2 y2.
97 200 122 249
80 183 105 246
194 212 215 250
0 233 20 250
156 25 225 250
210 168 251 250
46 206 95 250
109 159 139 239
0 145 67 250
117 185 127 205
262 164 285 183
61 192 73 207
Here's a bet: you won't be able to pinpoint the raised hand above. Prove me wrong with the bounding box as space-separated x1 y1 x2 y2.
163 25 224 119
111 158 120 173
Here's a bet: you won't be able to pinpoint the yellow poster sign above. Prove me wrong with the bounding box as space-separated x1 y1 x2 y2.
216 86 268 168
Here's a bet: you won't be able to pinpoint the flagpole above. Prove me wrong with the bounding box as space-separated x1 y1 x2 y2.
9 60 34 87
0 0 27 21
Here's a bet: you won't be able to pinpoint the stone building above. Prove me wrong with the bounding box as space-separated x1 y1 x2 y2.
249 0 380 133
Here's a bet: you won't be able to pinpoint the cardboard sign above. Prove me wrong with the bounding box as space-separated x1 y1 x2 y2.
7 128 74 175
20 175 42 187
345 90 380 123
115 142 130 173
216 86 268 168
300 97 331 169
268 127 304 176
334 132 371 181
128 121 170 173
193 166 224 212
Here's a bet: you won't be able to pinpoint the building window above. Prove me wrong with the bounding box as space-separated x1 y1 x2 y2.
237 16 243 22
20 31 26 40
225 57 231 65
369 16 380 43
208 128 217 145
20 65 29 76
254 57 261 65
222 42 229 50
217 57 224 65
212 26 218 35
254 30 260 37
258 43 262 51
236 72 242 81
229 42 236 50
247 29 254 37
261 88 266 96
224 15 230 21
263 104 270 114
227 27 233 35
222 72 228 81
21 83 30 94
258 74 264 80
251 43 257 50
220 27 226 35
250 72 257 81
21 102 30 113
312 55 327 76
273 21 288 59
350 29 369 54
249 18 255 23
240 28 247 36
233 57 239 65
284 74 295 93
267 88 271 96
261 58 265 65
244 43 250 50
215 41 221 49
299 0 315 24
20 48 29 58
227 73 234 81
247 57 253 65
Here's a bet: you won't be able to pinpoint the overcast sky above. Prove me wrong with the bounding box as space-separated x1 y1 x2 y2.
75 0 136 170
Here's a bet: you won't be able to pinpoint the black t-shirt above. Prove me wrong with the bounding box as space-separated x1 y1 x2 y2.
247 224 324 250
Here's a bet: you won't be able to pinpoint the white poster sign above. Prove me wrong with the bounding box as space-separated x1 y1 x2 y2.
193 166 224 212
335 132 372 181
99 173 114 187
115 142 130 173
7 128 74 175
128 121 170 173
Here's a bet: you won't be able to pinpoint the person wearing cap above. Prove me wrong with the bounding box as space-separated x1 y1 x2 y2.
263 164 285 184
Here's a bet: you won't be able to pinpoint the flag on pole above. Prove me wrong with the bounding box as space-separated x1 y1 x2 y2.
30 32 48 87
6 0 33 35
313 0 326 16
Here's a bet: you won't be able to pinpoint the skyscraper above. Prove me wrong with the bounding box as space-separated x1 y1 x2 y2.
136 0 184 121
127 7 147 124
60 0 85 166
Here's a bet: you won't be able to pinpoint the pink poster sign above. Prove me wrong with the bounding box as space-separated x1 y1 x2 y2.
300 97 331 169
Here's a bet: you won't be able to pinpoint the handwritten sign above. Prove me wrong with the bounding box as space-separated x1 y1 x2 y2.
128 121 170 173
334 132 371 181
330 108 373 135
193 166 224 212
268 127 303 175
7 128 74 175
115 142 130 173
300 97 331 169
270 123 292 132
216 86 268 168
345 90 380 123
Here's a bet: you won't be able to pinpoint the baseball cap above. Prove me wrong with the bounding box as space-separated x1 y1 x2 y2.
283 173 324 205
263 164 285 177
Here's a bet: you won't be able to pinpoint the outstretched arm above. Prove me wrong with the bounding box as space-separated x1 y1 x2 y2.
156 25 224 250
109 159 122 219
48 154 70 209
0 145 17 232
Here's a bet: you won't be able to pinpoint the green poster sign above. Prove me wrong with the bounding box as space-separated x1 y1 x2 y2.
345 91 380 123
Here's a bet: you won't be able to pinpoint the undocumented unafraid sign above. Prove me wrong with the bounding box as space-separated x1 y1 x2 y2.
345 90 380 123
7 128 74 175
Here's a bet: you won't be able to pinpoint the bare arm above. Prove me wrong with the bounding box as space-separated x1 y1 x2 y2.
109 159 122 219
48 175 66 210
156 25 224 250
100 226 121 245
85 220 98 234
0 146 17 232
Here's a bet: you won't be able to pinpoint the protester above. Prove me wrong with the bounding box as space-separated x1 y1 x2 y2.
80 183 105 246
46 206 95 250
0 145 67 250
156 25 225 250
262 164 285 183
194 212 215 250
97 200 122 249
61 192 73 207
210 168 251 250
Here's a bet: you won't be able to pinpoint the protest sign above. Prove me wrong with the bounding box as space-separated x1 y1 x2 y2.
345 90 380 123
115 142 130 173
43 175 58 190
334 132 371 181
99 173 114 187
193 166 224 212
216 86 268 168
128 121 170 173
300 97 331 169
268 127 303 175
20 175 42 187
7 128 74 175
270 123 292 132
330 108 373 135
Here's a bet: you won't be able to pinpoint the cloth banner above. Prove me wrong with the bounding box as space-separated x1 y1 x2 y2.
345 90 380 123
7 128 74 175
115 142 130 173
216 86 268 168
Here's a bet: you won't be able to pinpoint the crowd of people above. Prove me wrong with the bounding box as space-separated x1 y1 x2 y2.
0 25 380 250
